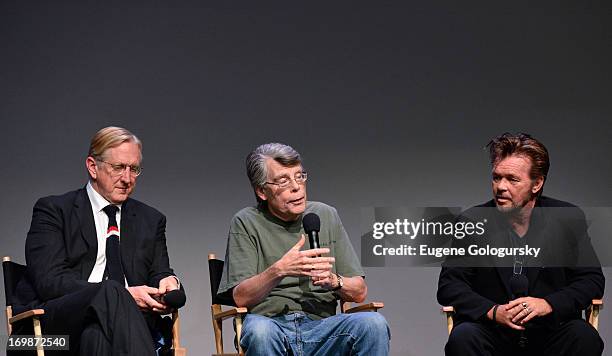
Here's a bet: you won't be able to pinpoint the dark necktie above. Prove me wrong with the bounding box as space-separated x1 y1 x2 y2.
102 205 125 283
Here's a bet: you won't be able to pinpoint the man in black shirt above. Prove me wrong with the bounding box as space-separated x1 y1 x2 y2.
437 133 604 356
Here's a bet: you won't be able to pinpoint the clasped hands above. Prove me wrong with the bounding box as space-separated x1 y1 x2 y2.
127 275 180 313
489 297 553 330
273 234 339 290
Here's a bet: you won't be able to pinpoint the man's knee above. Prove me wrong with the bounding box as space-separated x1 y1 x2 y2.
95 280 137 305
88 280 141 322
559 320 603 354
346 312 390 339
445 322 488 355
98 280 129 295
241 315 286 346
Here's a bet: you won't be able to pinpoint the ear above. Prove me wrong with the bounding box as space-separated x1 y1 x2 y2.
531 176 544 195
255 186 268 202
86 156 98 180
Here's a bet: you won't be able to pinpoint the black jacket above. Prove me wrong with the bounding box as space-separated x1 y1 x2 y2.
14 188 175 312
437 196 605 327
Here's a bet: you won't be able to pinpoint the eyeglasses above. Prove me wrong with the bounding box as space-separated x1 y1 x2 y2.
97 159 142 177
265 172 308 188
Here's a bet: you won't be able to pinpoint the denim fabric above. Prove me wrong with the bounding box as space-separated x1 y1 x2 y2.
241 312 390 356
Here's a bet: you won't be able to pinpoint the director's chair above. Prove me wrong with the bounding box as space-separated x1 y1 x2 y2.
208 253 385 356
3 256 187 356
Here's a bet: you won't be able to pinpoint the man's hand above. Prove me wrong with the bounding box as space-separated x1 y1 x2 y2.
233 235 337 308
507 297 553 325
487 303 525 331
312 270 336 290
127 285 165 312
158 276 179 295
272 235 335 278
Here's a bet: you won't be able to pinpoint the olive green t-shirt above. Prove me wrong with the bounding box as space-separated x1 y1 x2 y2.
217 201 365 319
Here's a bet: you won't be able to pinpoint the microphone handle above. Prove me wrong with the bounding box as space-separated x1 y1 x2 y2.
309 231 321 257
308 231 320 249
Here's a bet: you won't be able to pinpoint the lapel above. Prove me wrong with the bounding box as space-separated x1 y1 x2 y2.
120 198 138 280
73 188 98 279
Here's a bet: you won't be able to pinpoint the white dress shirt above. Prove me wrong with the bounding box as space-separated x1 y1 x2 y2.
85 182 127 286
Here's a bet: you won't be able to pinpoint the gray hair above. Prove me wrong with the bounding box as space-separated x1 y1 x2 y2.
246 143 302 202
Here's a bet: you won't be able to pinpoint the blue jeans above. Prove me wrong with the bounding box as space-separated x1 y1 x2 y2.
241 312 390 356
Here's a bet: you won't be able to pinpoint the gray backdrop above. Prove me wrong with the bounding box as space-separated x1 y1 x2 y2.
1 1 610 355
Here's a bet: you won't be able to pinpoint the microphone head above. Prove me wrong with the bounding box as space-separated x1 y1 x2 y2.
163 289 186 309
302 213 321 233
510 274 529 296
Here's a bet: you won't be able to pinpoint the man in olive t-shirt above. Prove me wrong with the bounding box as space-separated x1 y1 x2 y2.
218 143 390 356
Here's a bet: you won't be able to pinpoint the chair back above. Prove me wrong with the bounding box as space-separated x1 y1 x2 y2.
208 254 236 306
2 257 26 308
2 256 28 335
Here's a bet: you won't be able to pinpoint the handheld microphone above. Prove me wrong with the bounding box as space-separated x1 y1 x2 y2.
302 213 321 250
510 274 529 348
161 289 186 309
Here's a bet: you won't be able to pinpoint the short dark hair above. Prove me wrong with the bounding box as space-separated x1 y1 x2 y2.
486 132 550 183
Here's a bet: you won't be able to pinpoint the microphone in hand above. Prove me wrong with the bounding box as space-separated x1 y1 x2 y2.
303 213 321 250
161 289 186 309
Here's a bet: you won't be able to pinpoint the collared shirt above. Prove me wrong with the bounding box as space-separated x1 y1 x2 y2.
85 181 127 285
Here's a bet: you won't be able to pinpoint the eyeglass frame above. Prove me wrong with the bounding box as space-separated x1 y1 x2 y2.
264 171 308 189
96 159 143 177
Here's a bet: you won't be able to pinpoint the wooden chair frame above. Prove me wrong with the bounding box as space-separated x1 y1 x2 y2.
3 256 186 356
170 310 187 356
3 256 45 356
442 299 603 335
